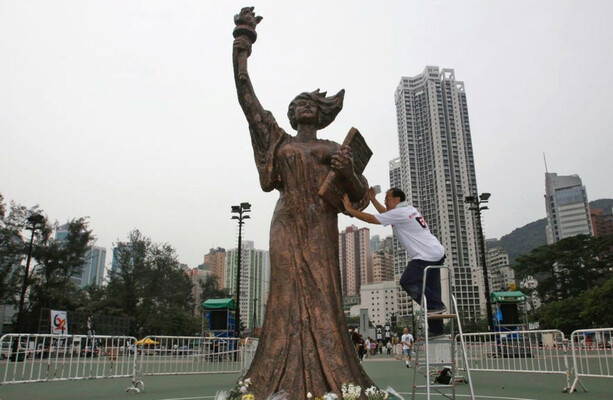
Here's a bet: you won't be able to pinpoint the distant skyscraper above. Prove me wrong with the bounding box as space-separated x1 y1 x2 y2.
394 66 483 320
187 268 213 315
225 241 270 330
372 251 394 283
388 158 408 277
389 158 412 319
339 225 372 297
204 247 227 288
591 207 613 237
545 172 593 244
486 247 515 293
370 235 380 252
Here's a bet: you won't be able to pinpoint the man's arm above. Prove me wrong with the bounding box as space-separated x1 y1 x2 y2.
342 194 380 224
368 187 387 214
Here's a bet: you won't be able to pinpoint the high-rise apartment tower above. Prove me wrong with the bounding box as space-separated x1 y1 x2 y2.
394 66 484 320
339 225 372 297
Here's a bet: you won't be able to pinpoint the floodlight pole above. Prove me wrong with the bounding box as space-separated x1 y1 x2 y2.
465 193 494 331
231 202 251 339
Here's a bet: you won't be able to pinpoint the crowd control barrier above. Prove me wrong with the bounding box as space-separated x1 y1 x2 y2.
127 335 257 393
457 329 571 390
0 333 137 385
569 327 613 393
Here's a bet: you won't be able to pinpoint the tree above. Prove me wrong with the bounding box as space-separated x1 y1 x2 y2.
535 276 613 333
199 274 229 303
105 230 199 336
513 234 613 331
23 217 95 332
513 234 613 302
0 194 43 305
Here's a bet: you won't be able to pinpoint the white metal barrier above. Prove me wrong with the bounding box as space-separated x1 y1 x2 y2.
569 327 613 393
457 329 571 389
128 335 257 393
0 333 137 385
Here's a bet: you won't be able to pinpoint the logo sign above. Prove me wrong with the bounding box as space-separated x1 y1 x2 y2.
50 310 68 335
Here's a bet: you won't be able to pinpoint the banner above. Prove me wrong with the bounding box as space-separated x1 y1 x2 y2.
50 309 68 335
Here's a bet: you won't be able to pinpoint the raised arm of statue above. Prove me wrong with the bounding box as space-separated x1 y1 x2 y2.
232 7 266 125
232 7 286 192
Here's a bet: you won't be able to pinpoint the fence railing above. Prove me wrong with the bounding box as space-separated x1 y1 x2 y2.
569 327 613 393
457 329 571 390
0 333 137 385
3 329 611 395
128 335 256 393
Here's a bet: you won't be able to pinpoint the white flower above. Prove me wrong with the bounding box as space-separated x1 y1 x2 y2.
307 393 312 399
240 386 248 393
245 378 251 384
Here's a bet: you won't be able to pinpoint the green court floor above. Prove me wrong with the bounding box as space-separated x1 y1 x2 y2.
1 356 611 400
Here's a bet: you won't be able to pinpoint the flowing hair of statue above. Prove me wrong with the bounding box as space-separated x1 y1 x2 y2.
287 89 345 130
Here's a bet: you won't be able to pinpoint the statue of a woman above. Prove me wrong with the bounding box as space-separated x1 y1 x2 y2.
232 7 375 399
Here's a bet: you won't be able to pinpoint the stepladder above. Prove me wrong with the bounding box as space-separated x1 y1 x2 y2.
410 265 476 400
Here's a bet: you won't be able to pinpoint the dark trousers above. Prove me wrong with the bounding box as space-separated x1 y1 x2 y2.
399 256 446 334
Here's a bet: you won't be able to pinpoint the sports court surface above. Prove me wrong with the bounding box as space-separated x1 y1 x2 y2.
1 354 610 400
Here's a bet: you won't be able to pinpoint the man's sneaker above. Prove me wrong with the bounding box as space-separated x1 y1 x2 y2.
427 306 447 316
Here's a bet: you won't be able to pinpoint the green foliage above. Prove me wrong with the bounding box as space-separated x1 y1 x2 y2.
199 274 229 303
0 194 42 304
535 276 613 333
104 230 199 336
23 217 95 331
579 277 613 328
513 233 613 331
513 234 613 302
1 193 201 336
344 315 360 328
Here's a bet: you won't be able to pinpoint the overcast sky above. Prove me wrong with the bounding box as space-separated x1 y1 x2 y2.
1 1 612 268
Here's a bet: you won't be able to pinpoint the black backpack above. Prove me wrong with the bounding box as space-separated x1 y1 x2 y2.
434 367 452 384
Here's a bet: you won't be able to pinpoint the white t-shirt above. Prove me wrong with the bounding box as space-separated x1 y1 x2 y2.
401 333 414 350
375 202 445 262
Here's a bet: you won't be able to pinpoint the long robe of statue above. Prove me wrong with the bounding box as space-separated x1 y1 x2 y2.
231 7 376 400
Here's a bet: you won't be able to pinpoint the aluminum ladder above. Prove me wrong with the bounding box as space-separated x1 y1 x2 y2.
410 266 475 400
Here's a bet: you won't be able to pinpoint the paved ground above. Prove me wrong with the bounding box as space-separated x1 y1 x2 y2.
1 355 611 400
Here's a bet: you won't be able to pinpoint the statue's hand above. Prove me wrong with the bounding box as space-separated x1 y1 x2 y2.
234 36 253 56
331 146 354 178
233 7 263 43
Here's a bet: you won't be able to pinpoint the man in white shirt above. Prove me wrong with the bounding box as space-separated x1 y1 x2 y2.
400 327 414 368
342 188 446 336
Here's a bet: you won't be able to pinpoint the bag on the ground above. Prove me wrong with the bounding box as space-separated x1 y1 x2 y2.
434 367 452 384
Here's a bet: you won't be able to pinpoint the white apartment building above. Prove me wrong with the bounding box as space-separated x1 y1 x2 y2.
351 281 398 327
394 66 484 321
225 241 270 330
486 247 515 293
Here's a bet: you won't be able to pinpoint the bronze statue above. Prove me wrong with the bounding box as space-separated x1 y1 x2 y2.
232 6 376 400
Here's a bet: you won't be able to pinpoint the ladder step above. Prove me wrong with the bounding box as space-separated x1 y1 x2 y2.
415 361 455 367
427 313 457 319
413 384 455 389
419 336 453 342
